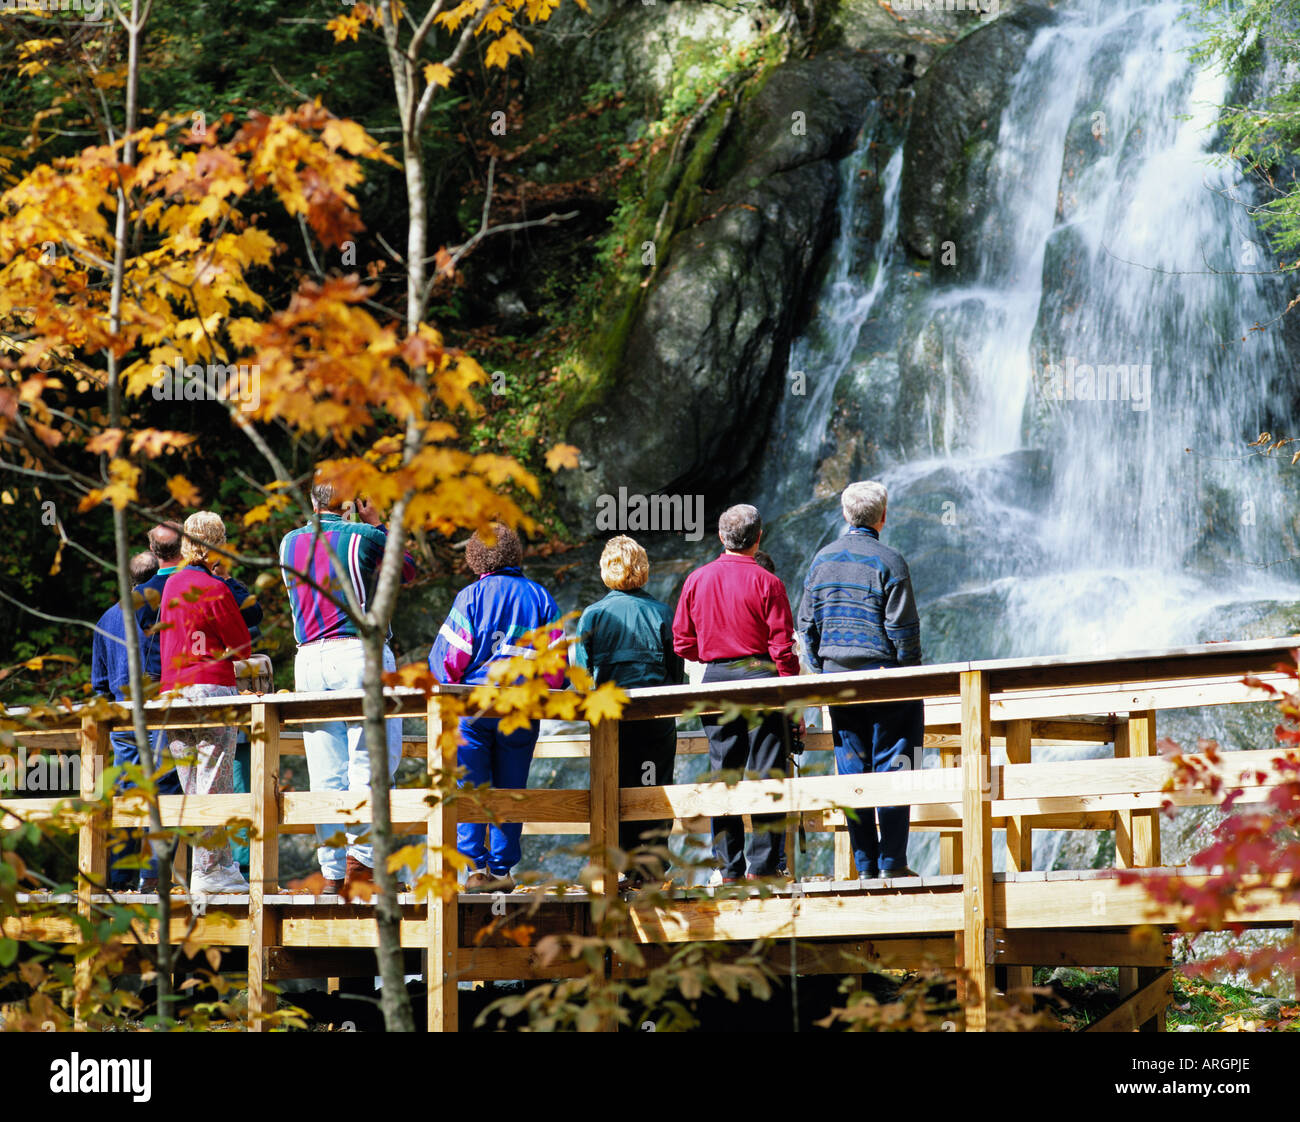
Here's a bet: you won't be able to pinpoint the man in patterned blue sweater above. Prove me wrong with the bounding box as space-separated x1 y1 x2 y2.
797 480 922 880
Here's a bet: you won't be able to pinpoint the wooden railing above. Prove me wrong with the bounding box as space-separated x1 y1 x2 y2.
2 636 1298 1032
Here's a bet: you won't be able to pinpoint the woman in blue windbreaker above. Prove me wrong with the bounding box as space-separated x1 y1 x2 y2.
431 523 563 892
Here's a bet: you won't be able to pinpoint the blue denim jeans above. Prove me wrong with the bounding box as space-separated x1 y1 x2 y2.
456 716 539 877
109 729 182 889
830 700 923 876
295 639 402 879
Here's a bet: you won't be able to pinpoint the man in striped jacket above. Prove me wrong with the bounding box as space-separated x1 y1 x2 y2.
798 480 923 880
279 477 416 895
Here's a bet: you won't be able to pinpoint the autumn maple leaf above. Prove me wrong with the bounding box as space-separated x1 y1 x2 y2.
544 443 579 472
583 682 628 725
166 474 201 506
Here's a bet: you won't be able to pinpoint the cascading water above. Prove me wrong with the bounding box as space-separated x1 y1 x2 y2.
756 0 1300 881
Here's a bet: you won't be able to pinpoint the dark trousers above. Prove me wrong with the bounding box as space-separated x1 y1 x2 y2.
702 660 788 878
830 700 923 876
618 716 677 876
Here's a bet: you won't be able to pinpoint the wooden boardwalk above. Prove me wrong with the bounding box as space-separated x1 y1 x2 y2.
3 636 1299 1031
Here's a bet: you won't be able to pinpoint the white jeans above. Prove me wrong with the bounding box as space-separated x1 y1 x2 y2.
295 639 402 879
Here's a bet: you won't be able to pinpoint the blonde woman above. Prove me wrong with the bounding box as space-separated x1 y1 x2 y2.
158 511 252 895
573 536 683 887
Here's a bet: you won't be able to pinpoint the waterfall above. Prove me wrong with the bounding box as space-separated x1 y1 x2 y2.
756 0 1300 878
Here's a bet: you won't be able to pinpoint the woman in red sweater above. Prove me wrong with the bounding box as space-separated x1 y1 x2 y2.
159 511 252 895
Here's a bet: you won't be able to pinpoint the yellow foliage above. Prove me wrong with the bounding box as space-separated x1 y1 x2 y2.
484 27 534 69
423 63 454 88
78 458 139 513
545 442 580 472
243 492 291 526
583 682 628 725
434 0 484 33
165 474 201 506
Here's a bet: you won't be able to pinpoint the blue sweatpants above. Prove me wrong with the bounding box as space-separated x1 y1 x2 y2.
456 717 539 877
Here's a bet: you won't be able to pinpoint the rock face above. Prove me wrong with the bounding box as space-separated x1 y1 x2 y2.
557 49 909 530
528 0 786 106
898 4 1054 265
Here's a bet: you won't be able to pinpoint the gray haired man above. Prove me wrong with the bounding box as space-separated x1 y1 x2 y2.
797 481 922 879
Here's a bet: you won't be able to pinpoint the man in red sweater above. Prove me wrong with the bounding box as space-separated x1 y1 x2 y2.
673 504 799 881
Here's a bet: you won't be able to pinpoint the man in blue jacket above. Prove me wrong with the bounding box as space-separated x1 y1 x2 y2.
798 481 922 880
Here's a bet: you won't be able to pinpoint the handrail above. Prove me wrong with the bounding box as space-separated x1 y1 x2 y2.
2 636 1297 1033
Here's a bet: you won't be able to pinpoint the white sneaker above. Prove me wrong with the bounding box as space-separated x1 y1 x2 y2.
191 865 250 895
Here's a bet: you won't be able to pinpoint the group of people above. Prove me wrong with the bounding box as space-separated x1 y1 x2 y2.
93 480 412 897
425 478 923 891
92 473 923 896
92 514 263 893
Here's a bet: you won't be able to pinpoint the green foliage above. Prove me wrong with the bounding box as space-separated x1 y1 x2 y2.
1166 973 1300 1031
1189 0 1300 260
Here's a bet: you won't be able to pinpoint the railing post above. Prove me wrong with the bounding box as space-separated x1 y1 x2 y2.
1128 710 1160 868
589 716 620 1032
248 702 280 1031
1122 710 1163 1032
427 696 458 1032
825 708 854 879
76 714 109 1024
939 739 962 876
1114 720 1134 870
1003 719 1033 1009
959 670 993 1031
589 717 620 898
833 827 853 880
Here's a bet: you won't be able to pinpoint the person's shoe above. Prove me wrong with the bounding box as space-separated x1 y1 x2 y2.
464 869 515 892
859 867 880 880
139 878 158 894
342 856 375 898
881 866 918 879
191 865 250 895
320 878 345 896
482 872 515 893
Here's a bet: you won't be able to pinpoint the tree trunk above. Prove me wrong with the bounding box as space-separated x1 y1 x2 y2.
361 626 414 1031
105 0 174 1019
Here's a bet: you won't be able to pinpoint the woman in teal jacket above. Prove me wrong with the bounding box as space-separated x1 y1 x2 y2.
574 536 683 887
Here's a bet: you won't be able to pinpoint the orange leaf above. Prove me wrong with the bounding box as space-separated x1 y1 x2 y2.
544 443 580 473
166 475 201 506
87 429 124 456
